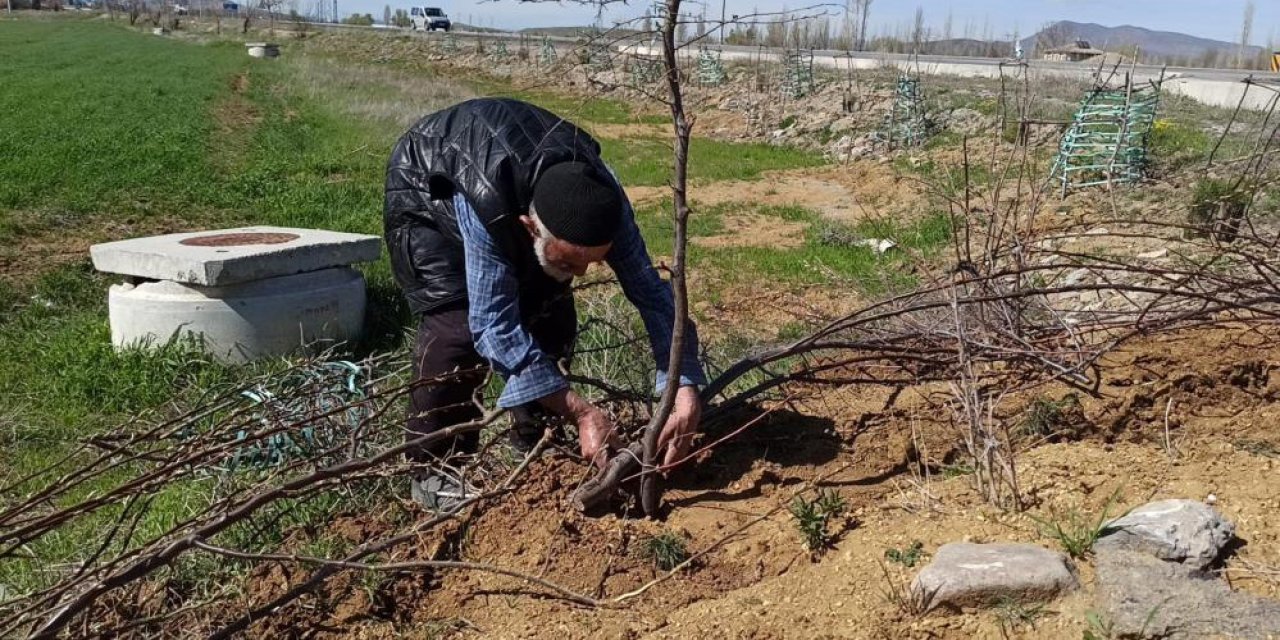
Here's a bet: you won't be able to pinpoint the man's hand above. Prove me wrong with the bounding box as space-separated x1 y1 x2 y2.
575 403 618 469
658 385 702 471
539 388 619 469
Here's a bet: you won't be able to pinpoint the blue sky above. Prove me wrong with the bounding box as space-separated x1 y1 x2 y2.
344 0 1279 47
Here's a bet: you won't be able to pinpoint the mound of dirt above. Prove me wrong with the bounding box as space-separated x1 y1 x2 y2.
166 325 1280 639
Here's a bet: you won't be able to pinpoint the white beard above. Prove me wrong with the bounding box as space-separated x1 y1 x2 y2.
533 234 574 283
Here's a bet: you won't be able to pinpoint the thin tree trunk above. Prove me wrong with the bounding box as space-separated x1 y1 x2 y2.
640 0 692 516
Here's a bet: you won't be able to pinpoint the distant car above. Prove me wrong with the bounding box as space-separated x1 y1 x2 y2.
410 7 450 32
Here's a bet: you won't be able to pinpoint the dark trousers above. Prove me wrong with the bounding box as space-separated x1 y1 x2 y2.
407 298 577 462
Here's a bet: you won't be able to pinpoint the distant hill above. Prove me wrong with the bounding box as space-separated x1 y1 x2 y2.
1025 21 1264 62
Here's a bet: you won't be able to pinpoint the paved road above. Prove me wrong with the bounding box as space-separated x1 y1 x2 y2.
702 43 1271 84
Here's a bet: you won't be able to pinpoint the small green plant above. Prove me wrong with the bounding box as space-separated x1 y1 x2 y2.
1082 610 1115 640
356 568 390 603
790 489 847 552
639 531 690 571
877 559 933 615
1019 393 1083 441
1031 489 1125 559
993 597 1046 636
1189 177 1252 242
778 115 798 129
884 540 925 567
940 462 975 479
1149 119 1213 170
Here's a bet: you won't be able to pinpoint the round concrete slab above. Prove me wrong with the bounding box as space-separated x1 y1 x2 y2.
90 226 381 286
108 267 366 363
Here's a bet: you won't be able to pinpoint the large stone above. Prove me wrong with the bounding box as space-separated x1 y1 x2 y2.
1096 499 1235 569
910 543 1078 611
90 226 381 287
1095 549 1280 638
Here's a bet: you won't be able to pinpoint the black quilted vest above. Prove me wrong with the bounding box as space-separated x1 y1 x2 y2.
383 98 617 314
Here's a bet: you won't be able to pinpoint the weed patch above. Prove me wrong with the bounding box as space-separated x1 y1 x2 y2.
638 531 691 571
1188 176 1252 241
884 541 926 568
1019 393 1085 441
1149 119 1212 171
1030 489 1125 559
993 597 1047 635
878 558 933 615
790 489 847 552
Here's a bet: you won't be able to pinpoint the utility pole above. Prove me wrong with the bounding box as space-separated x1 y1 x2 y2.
719 0 725 44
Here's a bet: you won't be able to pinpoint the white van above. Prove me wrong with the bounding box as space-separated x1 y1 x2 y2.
410 7 451 31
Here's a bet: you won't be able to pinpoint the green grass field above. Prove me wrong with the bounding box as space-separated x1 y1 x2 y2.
0 23 244 219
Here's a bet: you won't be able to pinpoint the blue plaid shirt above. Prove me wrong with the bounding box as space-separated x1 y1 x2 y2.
454 192 706 408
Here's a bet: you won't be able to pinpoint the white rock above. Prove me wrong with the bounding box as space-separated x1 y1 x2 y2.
1096 499 1235 569
856 238 897 254
1137 248 1169 260
910 543 1078 610
246 43 281 59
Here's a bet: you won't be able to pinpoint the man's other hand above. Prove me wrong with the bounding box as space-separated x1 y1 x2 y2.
575 403 619 469
658 385 702 471
539 389 619 469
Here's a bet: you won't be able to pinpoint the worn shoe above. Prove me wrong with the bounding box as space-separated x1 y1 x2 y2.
410 470 475 513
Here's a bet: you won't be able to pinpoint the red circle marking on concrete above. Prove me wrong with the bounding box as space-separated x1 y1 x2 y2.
179 232 301 247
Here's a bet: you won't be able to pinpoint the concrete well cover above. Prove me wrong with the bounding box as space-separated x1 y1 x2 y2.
90 226 381 286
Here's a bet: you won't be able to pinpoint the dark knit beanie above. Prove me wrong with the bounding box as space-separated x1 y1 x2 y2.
532 162 623 247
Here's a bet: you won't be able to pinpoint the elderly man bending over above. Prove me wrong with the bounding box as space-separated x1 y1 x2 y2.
383 98 705 511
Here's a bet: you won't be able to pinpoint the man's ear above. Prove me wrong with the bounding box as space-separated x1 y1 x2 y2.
518 215 539 239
